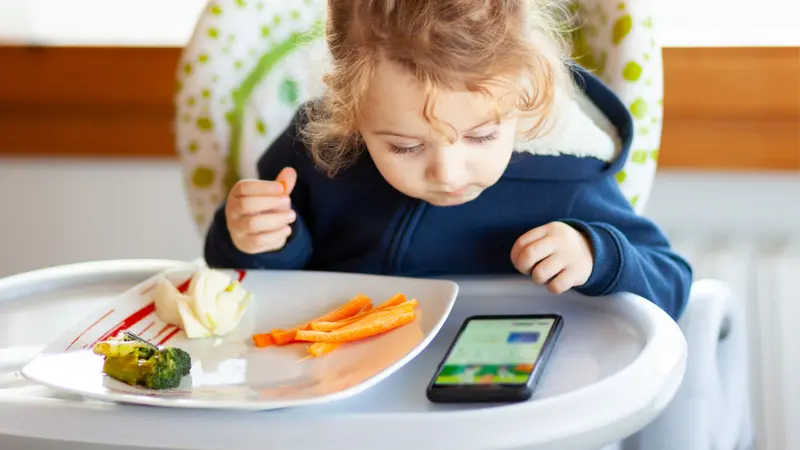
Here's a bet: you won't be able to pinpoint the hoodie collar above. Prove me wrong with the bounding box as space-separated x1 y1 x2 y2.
503 65 634 182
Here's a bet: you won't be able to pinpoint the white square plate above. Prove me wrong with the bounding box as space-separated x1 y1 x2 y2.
21 268 459 411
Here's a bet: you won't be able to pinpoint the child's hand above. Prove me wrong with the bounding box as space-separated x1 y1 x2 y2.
510 222 594 294
225 167 298 254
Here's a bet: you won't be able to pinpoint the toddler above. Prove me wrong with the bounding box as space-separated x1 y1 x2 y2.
204 0 693 319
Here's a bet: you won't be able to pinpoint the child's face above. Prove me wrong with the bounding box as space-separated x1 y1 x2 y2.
358 60 519 207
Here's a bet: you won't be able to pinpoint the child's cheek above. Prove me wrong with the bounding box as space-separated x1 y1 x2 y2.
478 123 518 185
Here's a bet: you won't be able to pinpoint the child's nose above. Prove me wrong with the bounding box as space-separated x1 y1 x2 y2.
426 146 467 187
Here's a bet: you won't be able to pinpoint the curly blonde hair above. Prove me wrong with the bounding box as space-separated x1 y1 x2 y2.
301 0 574 176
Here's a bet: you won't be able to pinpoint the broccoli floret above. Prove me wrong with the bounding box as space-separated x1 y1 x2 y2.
95 332 191 390
141 347 192 390
161 347 192 376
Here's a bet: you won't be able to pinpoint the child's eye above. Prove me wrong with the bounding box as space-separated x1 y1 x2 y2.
464 131 499 144
389 143 423 155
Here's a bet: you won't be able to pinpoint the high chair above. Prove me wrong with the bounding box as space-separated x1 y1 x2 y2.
173 1 753 448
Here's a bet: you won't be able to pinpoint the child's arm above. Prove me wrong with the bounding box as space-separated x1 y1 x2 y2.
203 113 314 270
560 176 693 319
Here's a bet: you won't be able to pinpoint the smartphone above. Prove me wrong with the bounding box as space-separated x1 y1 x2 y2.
426 314 563 403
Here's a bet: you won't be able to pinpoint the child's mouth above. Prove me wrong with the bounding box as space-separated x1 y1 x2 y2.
442 186 472 197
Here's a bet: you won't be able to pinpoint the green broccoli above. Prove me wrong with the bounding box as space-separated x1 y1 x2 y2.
141 347 192 389
93 332 192 390
161 346 192 377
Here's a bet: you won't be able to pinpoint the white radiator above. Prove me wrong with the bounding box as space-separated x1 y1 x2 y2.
670 232 800 450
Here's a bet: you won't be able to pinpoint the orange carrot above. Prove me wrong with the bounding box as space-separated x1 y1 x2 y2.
391 298 418 309
308 294 372 323
295 310 416 343
270 328 298 345
376 293 407 309
307 342 340 357
304 300 411 355
253 294 372 347
252 333 276 348
310 300 419 332
346 300 417 325
335 307 412 331
310 319 359 332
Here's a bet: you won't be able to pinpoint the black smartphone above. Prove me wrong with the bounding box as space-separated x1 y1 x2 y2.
426 314 563 403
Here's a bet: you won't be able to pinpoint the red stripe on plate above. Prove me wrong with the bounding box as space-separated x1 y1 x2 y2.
152 324 174 340
157 327 182 346
66 309 116 351
236 270 246 282
139 283 156 296
138 321 155 336
176 276 192 293
86 302 156 348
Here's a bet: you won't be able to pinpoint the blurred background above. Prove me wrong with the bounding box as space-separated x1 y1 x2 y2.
0 0 798 449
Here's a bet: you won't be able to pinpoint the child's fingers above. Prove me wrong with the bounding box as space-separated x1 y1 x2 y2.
276 167 298 195
546 270 576 295
237 227 293 254
530 254 565 286
510 225 550 264
232 179 285 197
512 236 556 275
230 195 291 217
234 210 297 235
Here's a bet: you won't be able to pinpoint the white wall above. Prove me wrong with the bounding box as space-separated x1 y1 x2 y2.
0 159 201 277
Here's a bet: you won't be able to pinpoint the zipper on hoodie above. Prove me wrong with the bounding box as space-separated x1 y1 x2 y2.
385 200 426 274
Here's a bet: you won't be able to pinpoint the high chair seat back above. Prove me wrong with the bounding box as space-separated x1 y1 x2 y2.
174 0 662 235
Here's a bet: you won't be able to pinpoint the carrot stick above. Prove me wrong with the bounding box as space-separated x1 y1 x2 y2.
270 328 297 345
389 298 418 309
304 300 393 356
334 307 410 331
329 303 417 335
310 300 419 332
310 320 355 333
295 310 416 343
308 294 371 324
252 333 276 348
375 293 407 309
253 294 372 346
307 342 340 357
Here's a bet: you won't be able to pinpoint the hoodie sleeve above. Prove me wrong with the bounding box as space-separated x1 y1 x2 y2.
559 176 693 320
203 111 314 270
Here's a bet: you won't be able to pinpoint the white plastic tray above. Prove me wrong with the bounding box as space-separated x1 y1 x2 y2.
0 260 687 450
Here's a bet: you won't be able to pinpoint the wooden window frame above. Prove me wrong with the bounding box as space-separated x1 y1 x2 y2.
0 46 798 170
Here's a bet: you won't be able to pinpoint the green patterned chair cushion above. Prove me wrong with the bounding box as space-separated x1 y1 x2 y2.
570 0 662 213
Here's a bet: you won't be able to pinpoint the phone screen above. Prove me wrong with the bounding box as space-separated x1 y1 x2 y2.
433 317 556 386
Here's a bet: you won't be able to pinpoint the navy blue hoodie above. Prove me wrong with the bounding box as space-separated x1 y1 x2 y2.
204 66 693 320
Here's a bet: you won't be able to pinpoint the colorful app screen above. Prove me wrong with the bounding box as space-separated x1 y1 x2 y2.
434 318 555 385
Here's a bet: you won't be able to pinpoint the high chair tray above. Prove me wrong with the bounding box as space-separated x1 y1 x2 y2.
0 259 686 450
